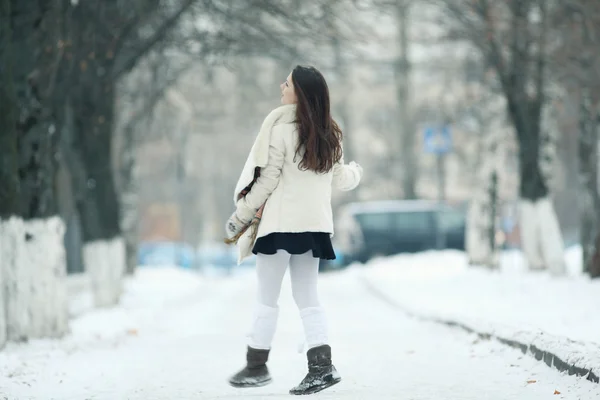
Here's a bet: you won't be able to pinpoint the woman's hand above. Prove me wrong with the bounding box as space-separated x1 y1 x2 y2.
225 211 250 240
349 161 363 179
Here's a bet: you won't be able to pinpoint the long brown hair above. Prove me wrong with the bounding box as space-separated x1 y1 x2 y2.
291 65 343 174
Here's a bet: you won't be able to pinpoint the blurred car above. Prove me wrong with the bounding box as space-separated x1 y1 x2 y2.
333 200 466 265
197 241 236 268
318 249 348 272
138 241 197 268
197 241 256 271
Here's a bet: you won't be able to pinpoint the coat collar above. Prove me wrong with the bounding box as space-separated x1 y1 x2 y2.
252 104 296 167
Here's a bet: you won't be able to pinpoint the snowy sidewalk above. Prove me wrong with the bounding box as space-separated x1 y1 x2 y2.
1 264 599 399
361 246 600 383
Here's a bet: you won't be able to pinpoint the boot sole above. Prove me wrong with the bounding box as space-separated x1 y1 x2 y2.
289 376 341 395
229 377 272 388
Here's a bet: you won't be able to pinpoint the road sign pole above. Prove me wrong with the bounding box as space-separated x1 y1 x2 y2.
424 125 451 249
436 152 447 250
436 152 446 203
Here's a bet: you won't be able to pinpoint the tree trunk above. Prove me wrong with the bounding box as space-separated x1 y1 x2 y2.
517 127 548 201
578 89 600 277
55 151 85 275
466 120 499 268
1 0 69 344
466 196 494 266
395 1 417 199
0 0 19 221
591 233 600 278
331 33 357 202
72 84 121 242
57 98 90 277
7 84 69 340
119 121 140 276
1 217 68 341
71 80 125 306
0 0 18 348
322 1 357 202
515 111 565 274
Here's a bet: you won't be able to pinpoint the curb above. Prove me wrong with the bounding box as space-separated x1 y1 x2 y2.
361 274 599 384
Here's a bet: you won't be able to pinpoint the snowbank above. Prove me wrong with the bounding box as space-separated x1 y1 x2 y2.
361 246 600 381
0 266 207 393
65 273 95 318
68 266 207 342
0 217 69 344
1 267 205 348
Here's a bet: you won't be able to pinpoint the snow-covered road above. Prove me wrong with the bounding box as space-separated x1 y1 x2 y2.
1 267 598 399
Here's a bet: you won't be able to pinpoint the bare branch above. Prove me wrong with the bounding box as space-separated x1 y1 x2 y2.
112 0 197 79
535 0 547 112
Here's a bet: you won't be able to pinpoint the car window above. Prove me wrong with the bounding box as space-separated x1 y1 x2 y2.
393 211 433 235
354 210 434 234
438 209 466 232
355 212 394 231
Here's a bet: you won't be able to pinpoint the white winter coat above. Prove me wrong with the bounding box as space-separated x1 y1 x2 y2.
233 104 361 253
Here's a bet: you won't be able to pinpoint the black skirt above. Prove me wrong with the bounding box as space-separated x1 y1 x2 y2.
252 232 336 260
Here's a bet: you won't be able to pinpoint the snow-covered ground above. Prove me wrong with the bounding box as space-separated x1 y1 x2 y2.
1 262 599 399
361 245 600 380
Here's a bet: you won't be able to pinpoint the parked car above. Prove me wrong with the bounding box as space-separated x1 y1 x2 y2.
333 200 466 265
197 241 256 272
318 249 348 272
197 242 236 269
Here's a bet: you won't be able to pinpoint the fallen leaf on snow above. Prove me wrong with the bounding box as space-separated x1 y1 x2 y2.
526 380 537 384
554 390 561 395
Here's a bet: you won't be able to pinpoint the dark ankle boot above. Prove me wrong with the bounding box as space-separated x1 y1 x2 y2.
228 347 272 388
289 345 341 395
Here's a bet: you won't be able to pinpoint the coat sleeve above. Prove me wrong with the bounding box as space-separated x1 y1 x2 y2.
235 128 285 221
332 151 362 191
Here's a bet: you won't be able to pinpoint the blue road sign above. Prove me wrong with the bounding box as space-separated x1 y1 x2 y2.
424 126 452 154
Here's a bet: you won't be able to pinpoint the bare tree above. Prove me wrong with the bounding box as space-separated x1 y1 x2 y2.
360 0 418 198
114 47 193 275
1 0 69 343
436 0 566 274
552 0 600 277
460 82 508 268
394 0 418 199
324 1 359 202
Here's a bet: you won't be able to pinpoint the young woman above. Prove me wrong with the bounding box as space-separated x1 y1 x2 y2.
225 65 362 395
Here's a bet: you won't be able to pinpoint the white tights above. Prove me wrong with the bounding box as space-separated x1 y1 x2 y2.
248 250 328 350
